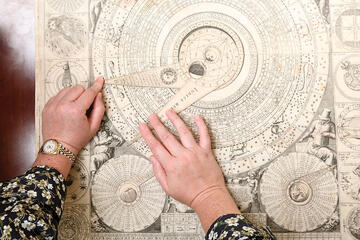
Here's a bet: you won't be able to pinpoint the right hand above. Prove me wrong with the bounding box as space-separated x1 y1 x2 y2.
42 77 105 155
139 110 227 207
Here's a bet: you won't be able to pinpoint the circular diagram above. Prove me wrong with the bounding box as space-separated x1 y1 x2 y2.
65 161 89 203
335 55 360 101
338 104 360 151
259 153 338 232
47 0 85 12
58 206 89 240
346 207 360 239
46 15 87 57
46 61 88 98
336 9 360 49
93 0 330 175
91 155 166 232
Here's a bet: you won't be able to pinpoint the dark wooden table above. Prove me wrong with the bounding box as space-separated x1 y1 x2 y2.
0 0 35 181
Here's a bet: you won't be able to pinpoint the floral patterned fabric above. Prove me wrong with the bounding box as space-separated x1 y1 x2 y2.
0 166 274 239
206 214 276 240
0 166 66 239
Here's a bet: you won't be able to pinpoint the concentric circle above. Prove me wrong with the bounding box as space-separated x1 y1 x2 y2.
46 61 89 98
91 155 166 232
259 153 338 232
338 104 360 151
58 206 89 240
347 207 360 239
335 55 360 101
93 0 330 175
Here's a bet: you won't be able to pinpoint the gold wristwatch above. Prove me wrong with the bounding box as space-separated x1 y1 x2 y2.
39 139 76 164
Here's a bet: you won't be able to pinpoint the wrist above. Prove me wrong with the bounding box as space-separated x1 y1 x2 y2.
58 141 80 156
192 187 240 233
42 138 80 156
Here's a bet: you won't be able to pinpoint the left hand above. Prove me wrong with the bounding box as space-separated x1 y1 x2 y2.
139 110 226 207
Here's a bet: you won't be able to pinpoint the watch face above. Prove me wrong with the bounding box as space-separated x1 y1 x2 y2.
43 140 57 154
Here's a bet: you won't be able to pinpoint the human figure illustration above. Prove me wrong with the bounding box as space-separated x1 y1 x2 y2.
62 62 73 88
91 122 124 170
299 109 336 166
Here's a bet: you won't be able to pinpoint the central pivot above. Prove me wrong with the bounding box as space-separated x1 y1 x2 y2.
287 180 313 206
189 61 206 79
117 182 141 205
178 24 244 88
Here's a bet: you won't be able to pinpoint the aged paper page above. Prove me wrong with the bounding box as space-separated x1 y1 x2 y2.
35 0 360 239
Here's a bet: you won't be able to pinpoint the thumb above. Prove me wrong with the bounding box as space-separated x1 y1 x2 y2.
150 155 168 193
89 93 105 136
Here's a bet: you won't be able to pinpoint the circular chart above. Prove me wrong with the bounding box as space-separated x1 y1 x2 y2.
46 61 88 98
346 207 360 239
338 104 360 151
58 206 89 240
92 0 330 175
91 155 166 232
259 153 338 232
335 55 360 101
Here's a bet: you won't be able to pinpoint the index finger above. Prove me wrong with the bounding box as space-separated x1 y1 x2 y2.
76 77 104 109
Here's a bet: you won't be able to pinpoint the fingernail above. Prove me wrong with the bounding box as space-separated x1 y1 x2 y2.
96 77 104 84
194 115 200 121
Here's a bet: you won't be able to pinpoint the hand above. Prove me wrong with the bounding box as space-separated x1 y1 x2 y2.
42 77 105 155
139 110 226 208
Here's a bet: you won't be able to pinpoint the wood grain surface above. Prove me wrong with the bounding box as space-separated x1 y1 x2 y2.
0 0 35 181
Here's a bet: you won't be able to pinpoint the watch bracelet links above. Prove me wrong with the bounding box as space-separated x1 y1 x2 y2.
58 143 76 164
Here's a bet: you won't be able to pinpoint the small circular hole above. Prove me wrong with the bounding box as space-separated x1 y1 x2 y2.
189 62 205 79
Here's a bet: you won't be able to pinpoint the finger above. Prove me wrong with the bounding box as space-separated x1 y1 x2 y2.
88 93 105 136
194 115 211 150
62 85 86 102
150 155 168 193
76 77 104 110
149 114 184 156
53 87 72 104
139 123 172 168
166 109 196 148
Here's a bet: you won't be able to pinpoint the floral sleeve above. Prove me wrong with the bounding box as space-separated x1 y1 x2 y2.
0 166 66 240
206 214 276 240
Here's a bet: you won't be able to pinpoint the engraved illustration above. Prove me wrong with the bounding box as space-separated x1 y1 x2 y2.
33 0 360 238
299 109 337 166
45 61 88 98
46 0 85 13
91 155 166 232
91 119 125 171
336 55 360 101
335 9 360 49
345 207 360 239
90 0 106 33
58 205 90 240
65 161 89 203
260 153 338 232
338 104 360 151
316 0 330 23
46 15 87 57
340 170 360 201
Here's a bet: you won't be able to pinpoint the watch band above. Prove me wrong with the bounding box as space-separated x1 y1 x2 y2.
39 139 77 165
57 143 77 165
